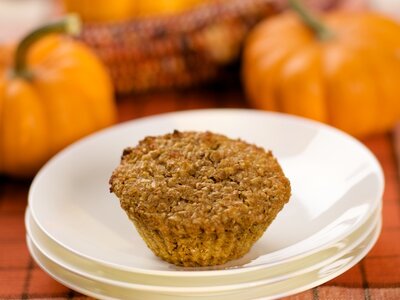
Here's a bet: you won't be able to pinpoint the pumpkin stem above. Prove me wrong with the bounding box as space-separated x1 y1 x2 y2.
12 14 81 79
288 0 334 41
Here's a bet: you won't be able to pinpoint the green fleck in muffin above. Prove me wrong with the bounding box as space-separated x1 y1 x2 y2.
109 130 291 267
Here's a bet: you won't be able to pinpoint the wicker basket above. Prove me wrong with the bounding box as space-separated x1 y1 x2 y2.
79 0 285 94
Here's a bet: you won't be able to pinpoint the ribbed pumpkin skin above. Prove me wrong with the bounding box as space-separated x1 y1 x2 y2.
242 12 400 137
0 35 117 177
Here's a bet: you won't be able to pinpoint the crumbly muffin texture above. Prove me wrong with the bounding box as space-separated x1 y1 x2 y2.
109 130 291 267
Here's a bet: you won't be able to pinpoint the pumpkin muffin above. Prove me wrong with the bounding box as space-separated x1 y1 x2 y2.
109 130 291 267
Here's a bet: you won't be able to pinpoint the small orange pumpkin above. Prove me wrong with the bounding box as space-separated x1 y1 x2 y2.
62 0 213 22
242 0 400 137
0 16 117 177
62 0 135 22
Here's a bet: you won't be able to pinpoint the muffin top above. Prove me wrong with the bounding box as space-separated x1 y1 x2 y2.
110 130 291 234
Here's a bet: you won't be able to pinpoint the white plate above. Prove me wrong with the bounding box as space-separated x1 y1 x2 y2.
28 109 384 276
26 219 382 300
26 204 381 292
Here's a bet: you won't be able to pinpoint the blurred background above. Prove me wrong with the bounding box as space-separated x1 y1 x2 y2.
1 2 400 299
0 0 367 40
1 0 400 178
0 0 394 43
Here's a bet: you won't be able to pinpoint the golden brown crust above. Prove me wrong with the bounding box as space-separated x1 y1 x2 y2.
110 130 291 266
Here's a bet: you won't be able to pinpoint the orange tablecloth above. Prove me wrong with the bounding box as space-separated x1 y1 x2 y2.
1 87 400 299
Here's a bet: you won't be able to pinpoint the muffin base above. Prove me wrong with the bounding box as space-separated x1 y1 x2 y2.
133 220 268 267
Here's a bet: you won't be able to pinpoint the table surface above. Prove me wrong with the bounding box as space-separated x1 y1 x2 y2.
1 84 400 300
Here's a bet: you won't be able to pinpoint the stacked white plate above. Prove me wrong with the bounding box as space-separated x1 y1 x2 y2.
26 109 384 300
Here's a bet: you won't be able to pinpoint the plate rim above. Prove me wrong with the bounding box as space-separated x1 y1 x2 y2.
26 204 381 292
26 219 382 300
28 109 385 277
